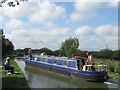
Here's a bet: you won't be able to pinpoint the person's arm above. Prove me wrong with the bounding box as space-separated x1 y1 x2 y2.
85 58 89 64
4 60 8 66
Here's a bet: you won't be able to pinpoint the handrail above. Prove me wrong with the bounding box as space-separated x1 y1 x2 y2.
83 65 107 67
82 64 107 71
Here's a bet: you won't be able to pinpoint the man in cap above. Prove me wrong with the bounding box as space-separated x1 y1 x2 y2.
4 57 14 75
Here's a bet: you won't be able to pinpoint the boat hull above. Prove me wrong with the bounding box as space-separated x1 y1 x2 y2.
25 60 108 83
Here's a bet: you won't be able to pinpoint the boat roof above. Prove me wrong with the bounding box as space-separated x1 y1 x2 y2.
34 55 86 62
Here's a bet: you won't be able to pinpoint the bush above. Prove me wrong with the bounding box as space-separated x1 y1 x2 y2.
108 65 115 72
115 62 120 74
94 58 120 80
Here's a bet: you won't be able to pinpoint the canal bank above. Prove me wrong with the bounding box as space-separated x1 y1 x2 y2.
1 59 30 89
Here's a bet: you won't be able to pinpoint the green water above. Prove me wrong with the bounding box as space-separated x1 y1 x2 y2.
15 59 119 89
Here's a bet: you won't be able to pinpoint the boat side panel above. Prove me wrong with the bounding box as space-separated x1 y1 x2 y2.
25 60 70 76
25 60 51 71
25 60 107 76
71 73 107 82
25 60 108 82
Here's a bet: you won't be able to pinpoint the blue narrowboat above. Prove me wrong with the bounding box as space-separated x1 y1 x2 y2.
24 55 109 83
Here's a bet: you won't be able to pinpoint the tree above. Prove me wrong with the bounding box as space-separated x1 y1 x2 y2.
96 49 113 59
0 0 28 7
2 30 14 59
23 48 29 55
0 29 2 61
53 50 60 56
39 47 53 55
111 50 119 60
59 37 79 57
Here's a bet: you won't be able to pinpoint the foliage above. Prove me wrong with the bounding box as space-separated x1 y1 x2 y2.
111 50 119 60
0 0 28 7
98 49 113 59
23 48 29 55
91 50 119 60
94 58 120 80
2 30 14 59
59 37 79 57
12 36 119 60
53 50 60 56
39 47 53 55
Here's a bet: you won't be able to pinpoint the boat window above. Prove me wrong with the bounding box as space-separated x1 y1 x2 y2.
57 60 64 65
31 56 35 60
77 60 80 70
53 59 57 64
44 58 48 62
34 57 37 61
40 57 45 62
68 61 76 68
47 59 53 64
37 57 40 61
64 60 68 66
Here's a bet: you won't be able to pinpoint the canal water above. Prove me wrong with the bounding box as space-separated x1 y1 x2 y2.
15 58 119 89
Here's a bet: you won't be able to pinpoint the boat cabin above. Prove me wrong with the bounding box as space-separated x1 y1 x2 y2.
31 55 107 72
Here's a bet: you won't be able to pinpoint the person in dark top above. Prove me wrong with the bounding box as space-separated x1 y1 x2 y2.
75 56 85 70
80 58 85 70
28 48 32 60
4 57 14 74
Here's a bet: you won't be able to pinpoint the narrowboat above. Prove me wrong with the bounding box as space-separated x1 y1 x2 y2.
24 55 109 83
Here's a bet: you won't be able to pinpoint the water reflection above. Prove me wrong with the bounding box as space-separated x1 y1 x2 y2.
25 68 76 88
25 66 109 89
15 58 119 89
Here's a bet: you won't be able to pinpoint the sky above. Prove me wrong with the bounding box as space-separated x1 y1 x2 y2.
0 0 118 51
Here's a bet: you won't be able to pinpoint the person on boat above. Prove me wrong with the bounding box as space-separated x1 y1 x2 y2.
85 52 95 71
4 57 14 74
85 52 93 65
28 48 32 60
80 58 85 70
74 56 85 70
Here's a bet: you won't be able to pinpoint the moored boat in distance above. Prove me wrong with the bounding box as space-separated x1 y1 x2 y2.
24 55 109 83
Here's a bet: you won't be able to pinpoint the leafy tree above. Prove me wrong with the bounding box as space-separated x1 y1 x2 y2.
0 30 2 61
1 30 14 59
14 49 22 54
59 37 79 57
99 49 113 59
0 0 28 7
39 47 53 55
111 50 118 60
118 50 120 60
23 48 29 55
72 49 87 57
53 50 60 56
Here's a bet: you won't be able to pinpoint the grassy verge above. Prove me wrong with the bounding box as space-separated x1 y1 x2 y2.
1 59 30 89
94 58 120 80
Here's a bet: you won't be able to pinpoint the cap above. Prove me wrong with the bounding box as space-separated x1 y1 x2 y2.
6 57 10 60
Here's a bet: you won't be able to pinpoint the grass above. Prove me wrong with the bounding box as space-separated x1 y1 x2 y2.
94 58 120 80
1 59 30 89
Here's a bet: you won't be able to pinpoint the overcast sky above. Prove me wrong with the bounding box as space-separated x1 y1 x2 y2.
0 0 118 51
